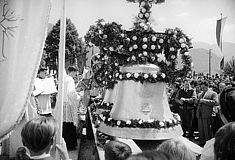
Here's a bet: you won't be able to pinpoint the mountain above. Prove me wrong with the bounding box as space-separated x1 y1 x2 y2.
189 42 235 74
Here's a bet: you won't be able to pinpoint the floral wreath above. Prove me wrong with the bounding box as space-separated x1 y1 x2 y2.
90 98 181 129
85 19 193 89
126 0 165 4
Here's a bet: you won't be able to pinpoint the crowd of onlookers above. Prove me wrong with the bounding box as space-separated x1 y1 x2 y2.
168 74 235 139
13 71 235 160
15 115 235 160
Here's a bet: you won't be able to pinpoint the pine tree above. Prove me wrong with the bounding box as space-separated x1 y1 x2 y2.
44 18 83 70
224 57 235 77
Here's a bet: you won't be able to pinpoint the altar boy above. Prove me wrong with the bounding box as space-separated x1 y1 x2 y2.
32 67 57 116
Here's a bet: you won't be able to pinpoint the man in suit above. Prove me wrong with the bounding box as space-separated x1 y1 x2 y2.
196 80 219 146
175 79 196 140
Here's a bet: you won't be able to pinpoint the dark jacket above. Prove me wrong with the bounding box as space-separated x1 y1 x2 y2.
175 88 196 110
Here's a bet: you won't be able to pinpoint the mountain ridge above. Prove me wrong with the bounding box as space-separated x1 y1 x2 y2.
189 42 235 74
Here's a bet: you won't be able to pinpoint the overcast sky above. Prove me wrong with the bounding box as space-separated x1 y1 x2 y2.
49 0 235 45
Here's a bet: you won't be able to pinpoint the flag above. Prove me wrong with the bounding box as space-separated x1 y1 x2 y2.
220 57 224 70
0 0 51 141
216 17 227 51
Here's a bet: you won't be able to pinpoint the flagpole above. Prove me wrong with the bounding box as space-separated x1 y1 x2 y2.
55 0 66 159
209 49 211 76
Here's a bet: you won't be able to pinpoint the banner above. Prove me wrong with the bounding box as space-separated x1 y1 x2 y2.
0 0 51 141
216 17 227 51
220 57 224 70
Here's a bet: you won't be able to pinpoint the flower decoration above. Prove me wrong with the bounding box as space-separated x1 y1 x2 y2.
143 37 148 42
159 121 164 127
143 51 148 56
157 53 166 62
126 73 131 78
144 74 149 79
126 120 132 125
134 73 139 78
131 55 136 61
117 120 121 126
85 19 193 89
151 45 156 50
159 38 164 43
132 36 137 40
116 72 167 83
152 36 157 41
142 44 148 49
90 98 181 129
133 44 138 49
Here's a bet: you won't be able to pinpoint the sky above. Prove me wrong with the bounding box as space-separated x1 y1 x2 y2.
49 0 235 45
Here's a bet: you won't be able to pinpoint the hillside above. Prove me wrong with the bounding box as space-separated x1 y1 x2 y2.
189 42 235 74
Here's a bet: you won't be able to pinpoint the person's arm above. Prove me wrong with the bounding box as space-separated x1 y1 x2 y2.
67 77 82 104
200 92 219 106
175 90 183 105
55 138 71 160
184 90 197 104
32 79 44 96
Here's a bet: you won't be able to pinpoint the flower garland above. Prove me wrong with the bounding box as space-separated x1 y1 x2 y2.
91 52 121 89
115 71 168 83
99 110 181 129
96 130 114 148
89 98 181 129
85 20 193 89
126 0 165 5
84 19 124 54
90 98 113 111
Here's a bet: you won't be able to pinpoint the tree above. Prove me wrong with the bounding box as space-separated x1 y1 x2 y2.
224 57 235 77
44 18 83 71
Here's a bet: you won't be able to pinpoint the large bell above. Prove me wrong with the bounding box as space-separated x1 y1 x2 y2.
99 64 183 140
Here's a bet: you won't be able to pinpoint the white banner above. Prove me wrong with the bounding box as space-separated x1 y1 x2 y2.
0 0 51 141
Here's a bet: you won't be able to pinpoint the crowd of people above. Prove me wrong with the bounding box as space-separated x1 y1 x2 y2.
14 65 235 160
168 73 235 146
15 116 235 160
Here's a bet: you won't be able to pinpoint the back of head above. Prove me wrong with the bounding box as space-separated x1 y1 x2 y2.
174 82 180 90
214 122 235 160
67 66 78 73
21 116 57 153
219 86 235 122
199 80 209 87
104 140 132 160
126 150 170 160
157 138 194 160
37 67 47 74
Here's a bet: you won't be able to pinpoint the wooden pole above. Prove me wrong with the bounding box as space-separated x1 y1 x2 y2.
209 49 211 76
233 56 235 75
55 0 66 159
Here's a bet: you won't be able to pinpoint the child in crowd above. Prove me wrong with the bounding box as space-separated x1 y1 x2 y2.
126 150 170 160
214 122 235 160
18 116 71 160
157 138 194 160
104 140 132 160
